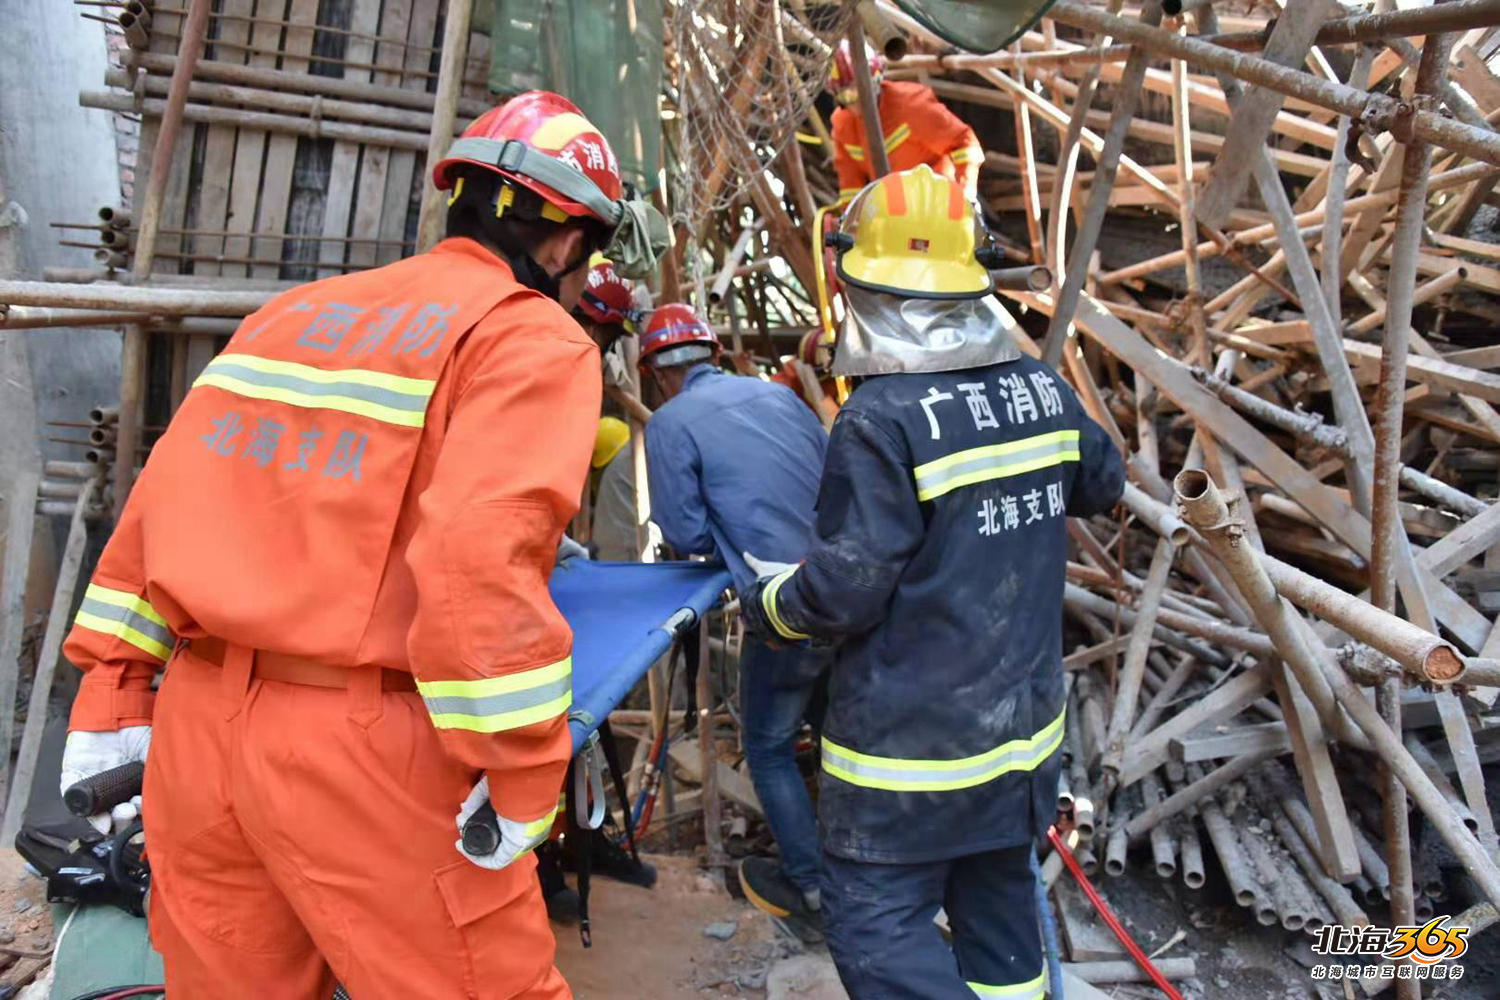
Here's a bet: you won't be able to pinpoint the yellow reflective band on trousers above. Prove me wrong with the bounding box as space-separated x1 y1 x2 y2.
913 430 1081 502
821 709 1065 793
967 972 1045 999
194 354 437 428
73 583 176 661
418 658 572 733
761 566 810 641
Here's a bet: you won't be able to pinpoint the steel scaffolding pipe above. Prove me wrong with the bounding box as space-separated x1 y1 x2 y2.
1174 469 1500 909
1260 554 1466 684
1046 2 1500 168
0 280 272 317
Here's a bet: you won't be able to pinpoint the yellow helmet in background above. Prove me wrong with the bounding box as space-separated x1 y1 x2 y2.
592 416 630 468
833 165 995 300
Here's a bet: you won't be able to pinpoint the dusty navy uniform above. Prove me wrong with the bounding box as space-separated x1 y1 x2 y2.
754 353 1124 998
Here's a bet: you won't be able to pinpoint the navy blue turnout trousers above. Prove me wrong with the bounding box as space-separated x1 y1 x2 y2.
824 845 1043 999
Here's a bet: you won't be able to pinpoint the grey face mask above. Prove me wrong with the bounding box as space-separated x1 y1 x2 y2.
833 285 1023 377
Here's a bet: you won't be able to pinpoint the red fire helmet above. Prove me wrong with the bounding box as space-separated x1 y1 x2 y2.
577 257 638 330
432 91 623 223
639 304 720 368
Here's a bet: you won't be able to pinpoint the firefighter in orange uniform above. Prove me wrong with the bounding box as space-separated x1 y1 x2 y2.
828 41 984 205
57 91 664 999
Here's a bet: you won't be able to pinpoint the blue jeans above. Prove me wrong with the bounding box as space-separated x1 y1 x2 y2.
739 640 827 896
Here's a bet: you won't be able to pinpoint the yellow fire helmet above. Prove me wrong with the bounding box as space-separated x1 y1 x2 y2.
832 164 1000 300
592 416 630 469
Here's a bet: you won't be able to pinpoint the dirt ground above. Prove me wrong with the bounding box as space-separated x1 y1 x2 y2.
553 849 1499 1000
554 853 801 998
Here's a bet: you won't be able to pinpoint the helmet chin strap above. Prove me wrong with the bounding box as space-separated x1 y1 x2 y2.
486 219 591 303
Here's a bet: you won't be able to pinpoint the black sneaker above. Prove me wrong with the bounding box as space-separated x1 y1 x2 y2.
738 857 824 943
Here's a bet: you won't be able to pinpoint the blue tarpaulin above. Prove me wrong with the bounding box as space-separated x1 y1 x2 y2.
551 559 732 751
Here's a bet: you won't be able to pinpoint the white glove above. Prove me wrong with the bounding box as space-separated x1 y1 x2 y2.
601 342 632 390
743 551 798 579
454 776 557 871
556 534 591 564
59 726 151 834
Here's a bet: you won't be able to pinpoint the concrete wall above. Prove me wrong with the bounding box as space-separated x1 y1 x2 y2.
0 6 126 462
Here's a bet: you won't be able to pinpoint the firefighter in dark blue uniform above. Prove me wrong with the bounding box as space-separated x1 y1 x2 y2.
743 165 1125 999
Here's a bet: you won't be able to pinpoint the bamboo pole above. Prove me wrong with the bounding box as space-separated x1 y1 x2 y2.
114 0 210 521
415 0 475 253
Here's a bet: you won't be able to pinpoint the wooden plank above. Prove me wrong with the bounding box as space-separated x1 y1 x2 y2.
1117 663 1275 788
1340 338 1500 404
0 481 96 844
1169 722 1291 763
378 0 440 266
1421 500 1500 578
221 0 273 279
192 0 256 278
668 737 763 817
1270 662 1360 880
251 0 320 278
319 0 385 276
0 471 39 798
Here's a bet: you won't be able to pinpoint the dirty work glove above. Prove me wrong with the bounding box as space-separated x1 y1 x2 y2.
556 534 591 565
455 776 557 871
59 726 151 835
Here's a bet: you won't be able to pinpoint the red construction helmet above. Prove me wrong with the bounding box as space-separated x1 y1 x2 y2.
432 91 623 224
639 304 720 368
577 256 639 331
797 330 833 372
829 41 885 104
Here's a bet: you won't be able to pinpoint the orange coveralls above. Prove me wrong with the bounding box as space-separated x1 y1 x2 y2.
62 237 599 999
830 80 983 203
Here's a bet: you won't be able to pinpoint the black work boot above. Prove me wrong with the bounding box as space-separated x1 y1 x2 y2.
536 841 580 924
738 856 825 943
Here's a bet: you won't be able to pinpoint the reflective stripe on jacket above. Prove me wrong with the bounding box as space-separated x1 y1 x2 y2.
764 355 1124 862
832 81 982 200
63 238 600 821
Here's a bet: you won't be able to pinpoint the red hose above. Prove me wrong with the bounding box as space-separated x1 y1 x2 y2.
1048 825 1184 1000
96 989 165 1000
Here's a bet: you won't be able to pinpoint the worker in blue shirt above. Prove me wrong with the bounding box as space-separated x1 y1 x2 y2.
639 304 831 940
743 166 1125 999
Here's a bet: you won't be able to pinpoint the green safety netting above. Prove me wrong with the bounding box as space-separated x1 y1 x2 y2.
891 0 1058 53
485 0 664 194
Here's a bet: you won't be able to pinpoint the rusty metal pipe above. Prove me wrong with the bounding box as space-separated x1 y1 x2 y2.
1102 538 1177 778
1178 467 1500 909
1261 554 1465 684
1105 822 1129 877
1122 481 1190 546
1141 772 1177 879
1173 470 1360 745
990 265 1054 292
1197 780 1264 911
1242 821 1309 932
1125 748 1277 844
1253 780 1371 929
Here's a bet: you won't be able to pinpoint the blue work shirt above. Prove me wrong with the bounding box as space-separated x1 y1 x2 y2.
645 364 827 591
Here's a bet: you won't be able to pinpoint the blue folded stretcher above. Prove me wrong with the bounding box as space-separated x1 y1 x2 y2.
547 558 733 752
